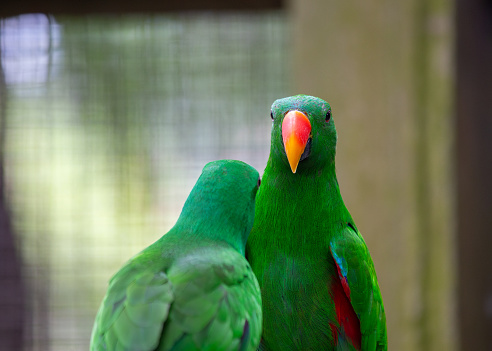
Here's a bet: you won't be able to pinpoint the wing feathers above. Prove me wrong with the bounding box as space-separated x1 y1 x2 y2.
329 225 387 351
91 248 261 351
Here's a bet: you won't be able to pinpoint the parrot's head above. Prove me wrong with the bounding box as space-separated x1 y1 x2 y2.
270 95 337 173
180 159 260 253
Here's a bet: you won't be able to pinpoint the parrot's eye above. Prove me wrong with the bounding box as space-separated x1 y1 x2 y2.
257 177 261 187
325 110 331 122
270 111 274 120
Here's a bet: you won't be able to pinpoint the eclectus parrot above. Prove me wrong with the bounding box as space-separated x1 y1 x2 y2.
91 160 262 351
246 95 387 350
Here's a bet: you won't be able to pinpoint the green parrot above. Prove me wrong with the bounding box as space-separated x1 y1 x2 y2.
246 95 387 350
91 160 262 351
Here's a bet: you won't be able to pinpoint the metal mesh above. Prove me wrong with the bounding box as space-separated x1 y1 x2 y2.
1 13 287 350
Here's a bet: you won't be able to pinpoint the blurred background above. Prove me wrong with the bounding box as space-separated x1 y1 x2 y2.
0 0 491 350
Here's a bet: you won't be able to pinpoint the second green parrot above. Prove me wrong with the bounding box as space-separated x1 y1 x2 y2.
247 95 387 350
91 160 262 351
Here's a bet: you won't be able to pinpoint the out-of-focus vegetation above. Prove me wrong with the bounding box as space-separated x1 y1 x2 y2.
1 13 287 350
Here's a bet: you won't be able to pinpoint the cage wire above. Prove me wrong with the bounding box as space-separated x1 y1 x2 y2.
0 12 288 350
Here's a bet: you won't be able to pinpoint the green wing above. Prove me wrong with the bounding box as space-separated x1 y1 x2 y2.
161 248 262 351
329 225 387 351
90 264 174 351
91 247 262 351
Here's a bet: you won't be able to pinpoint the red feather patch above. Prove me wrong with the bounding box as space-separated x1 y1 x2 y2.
335 260 352 300
330 261 361 350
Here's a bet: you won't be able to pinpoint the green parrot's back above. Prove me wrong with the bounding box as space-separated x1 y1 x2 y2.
90 160 263 351
91 236 262 351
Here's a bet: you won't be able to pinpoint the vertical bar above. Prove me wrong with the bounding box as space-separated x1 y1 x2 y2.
456 0 492 349
0 25 25 351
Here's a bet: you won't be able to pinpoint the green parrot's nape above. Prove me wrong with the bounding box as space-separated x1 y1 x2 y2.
91 160 262 351
247 95 387 351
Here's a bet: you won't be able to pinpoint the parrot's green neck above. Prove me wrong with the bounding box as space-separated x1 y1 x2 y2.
256 158 351 247
169 192 250 256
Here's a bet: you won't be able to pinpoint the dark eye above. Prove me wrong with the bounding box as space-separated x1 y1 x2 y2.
270 111 274 120
325 110 331 122
257 177 261 187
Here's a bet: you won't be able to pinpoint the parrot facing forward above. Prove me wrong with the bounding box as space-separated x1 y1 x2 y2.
246 95 387 350
91 160 262 351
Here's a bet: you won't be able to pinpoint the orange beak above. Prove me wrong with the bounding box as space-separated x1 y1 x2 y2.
282 110 311 173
